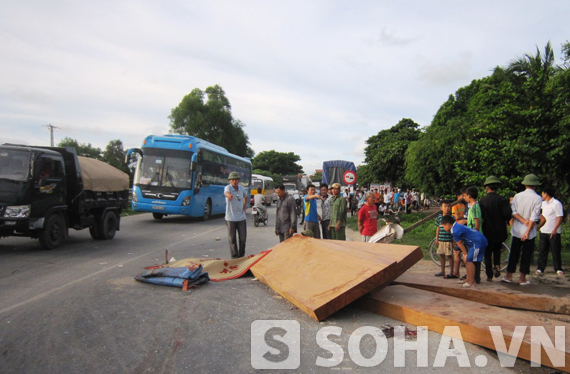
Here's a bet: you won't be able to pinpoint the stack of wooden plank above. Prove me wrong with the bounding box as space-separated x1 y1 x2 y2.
250 235 423 321
357 272 570 372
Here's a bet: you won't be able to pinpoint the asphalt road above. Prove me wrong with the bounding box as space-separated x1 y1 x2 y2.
0 206 552 373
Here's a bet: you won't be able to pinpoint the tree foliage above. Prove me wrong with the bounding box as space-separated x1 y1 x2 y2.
252 150 303 175
405 41 570 204
58 137 102 159
102 139 129 174
169 85 254 158
363 118 421 187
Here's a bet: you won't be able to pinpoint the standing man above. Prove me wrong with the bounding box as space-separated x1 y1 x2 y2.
320 183 332 239
358 191 378 242
274 184 297 242
536 187 565 275
303 184 322 239
384 188 392 210
224 171 248 259
502 174 542 285
373 188 381 212
479 176 512 281
393 188 400 212
329 183 348 240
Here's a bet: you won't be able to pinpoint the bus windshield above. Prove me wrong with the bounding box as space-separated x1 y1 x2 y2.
136 148 193 189
252 179 263 189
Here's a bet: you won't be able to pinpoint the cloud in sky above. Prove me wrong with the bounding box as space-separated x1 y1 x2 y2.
1 0 569 175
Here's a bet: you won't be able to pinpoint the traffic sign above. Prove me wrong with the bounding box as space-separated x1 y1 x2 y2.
343 170 356 185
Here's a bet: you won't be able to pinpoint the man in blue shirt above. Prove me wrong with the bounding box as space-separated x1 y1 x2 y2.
303 184 323 239
441 215 487 288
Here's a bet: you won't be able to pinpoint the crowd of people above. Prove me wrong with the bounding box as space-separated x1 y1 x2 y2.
223 172 565 289
434 174 564 287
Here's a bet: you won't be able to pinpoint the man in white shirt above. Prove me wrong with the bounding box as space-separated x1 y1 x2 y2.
536 187 564 275
502 174 543 285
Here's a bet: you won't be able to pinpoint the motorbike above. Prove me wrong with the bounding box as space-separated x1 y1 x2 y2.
293 193 303 218
252 206 268 227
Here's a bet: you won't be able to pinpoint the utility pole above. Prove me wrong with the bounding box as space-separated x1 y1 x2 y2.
43 124 60 146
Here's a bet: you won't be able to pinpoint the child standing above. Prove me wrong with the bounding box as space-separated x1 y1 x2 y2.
441 215 488 287
435 200 455 277
465 186 482 283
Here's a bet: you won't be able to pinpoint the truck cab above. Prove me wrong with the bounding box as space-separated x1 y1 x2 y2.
0 145 129 249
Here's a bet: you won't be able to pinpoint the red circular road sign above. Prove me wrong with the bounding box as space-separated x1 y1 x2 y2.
343 170 356 185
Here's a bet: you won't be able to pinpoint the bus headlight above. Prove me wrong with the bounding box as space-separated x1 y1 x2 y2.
132 191 138 202
182 197 191 206
4 205 31 218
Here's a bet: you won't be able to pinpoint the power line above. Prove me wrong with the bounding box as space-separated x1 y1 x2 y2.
43 124 60 146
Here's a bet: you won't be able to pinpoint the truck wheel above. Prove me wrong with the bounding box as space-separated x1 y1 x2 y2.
89 225 102 240
152 213 164 220
39 214 65 250
202 200 211 221
96 211 118 240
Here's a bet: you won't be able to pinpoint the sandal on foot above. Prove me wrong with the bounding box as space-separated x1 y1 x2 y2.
462 283 474 288
500 277 512 283
443 274 458 279
494 266 500 278
434 272 444 276
460 275 467 280
520 280 531 286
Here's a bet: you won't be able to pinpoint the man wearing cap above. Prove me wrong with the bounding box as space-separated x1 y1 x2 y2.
329 183 348 240
502 174 542 285
479 176 512 281
224 171 248 258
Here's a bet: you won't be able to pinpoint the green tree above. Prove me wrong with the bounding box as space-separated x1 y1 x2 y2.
356 164 374 186
405 42 570 204
102 139 129 174
252 150 303 175
363 118 421 186
169 85 254 158
311 171 322 182
58 137 102 159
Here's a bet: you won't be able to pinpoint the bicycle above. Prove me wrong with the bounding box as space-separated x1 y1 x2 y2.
429 238 510 271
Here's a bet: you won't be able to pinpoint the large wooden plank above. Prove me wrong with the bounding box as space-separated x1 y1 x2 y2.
393 272 570 315
251 236 422 321
357 285 570 372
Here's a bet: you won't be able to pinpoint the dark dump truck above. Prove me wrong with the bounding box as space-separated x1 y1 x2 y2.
0 144 130 249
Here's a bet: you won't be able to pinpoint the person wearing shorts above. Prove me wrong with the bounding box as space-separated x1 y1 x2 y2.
441 215 488 288
435 200 455 277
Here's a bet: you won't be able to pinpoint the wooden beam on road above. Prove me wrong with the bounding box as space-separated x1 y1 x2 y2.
393 272 570 315
357 285 570 372
251 236 422 321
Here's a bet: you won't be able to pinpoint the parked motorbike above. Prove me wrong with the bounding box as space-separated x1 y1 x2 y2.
252 206 268 227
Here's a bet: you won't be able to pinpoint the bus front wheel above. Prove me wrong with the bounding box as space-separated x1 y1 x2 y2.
202 200 211 221
152 213 164 220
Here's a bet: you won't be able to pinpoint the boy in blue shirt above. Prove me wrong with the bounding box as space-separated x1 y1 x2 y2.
441 215 488 288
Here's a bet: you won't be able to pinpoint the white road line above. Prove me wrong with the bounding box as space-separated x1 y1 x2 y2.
0 226 224 315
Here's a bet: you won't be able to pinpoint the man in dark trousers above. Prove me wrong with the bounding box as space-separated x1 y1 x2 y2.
479 176 512 281
274 184 297 242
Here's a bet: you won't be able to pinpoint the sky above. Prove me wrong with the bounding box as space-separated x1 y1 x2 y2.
1 1 569 175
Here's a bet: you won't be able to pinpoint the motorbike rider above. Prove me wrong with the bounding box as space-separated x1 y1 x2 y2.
253 187 268 220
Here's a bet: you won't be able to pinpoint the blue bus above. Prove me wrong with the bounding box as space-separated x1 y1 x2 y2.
127 134 252 220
